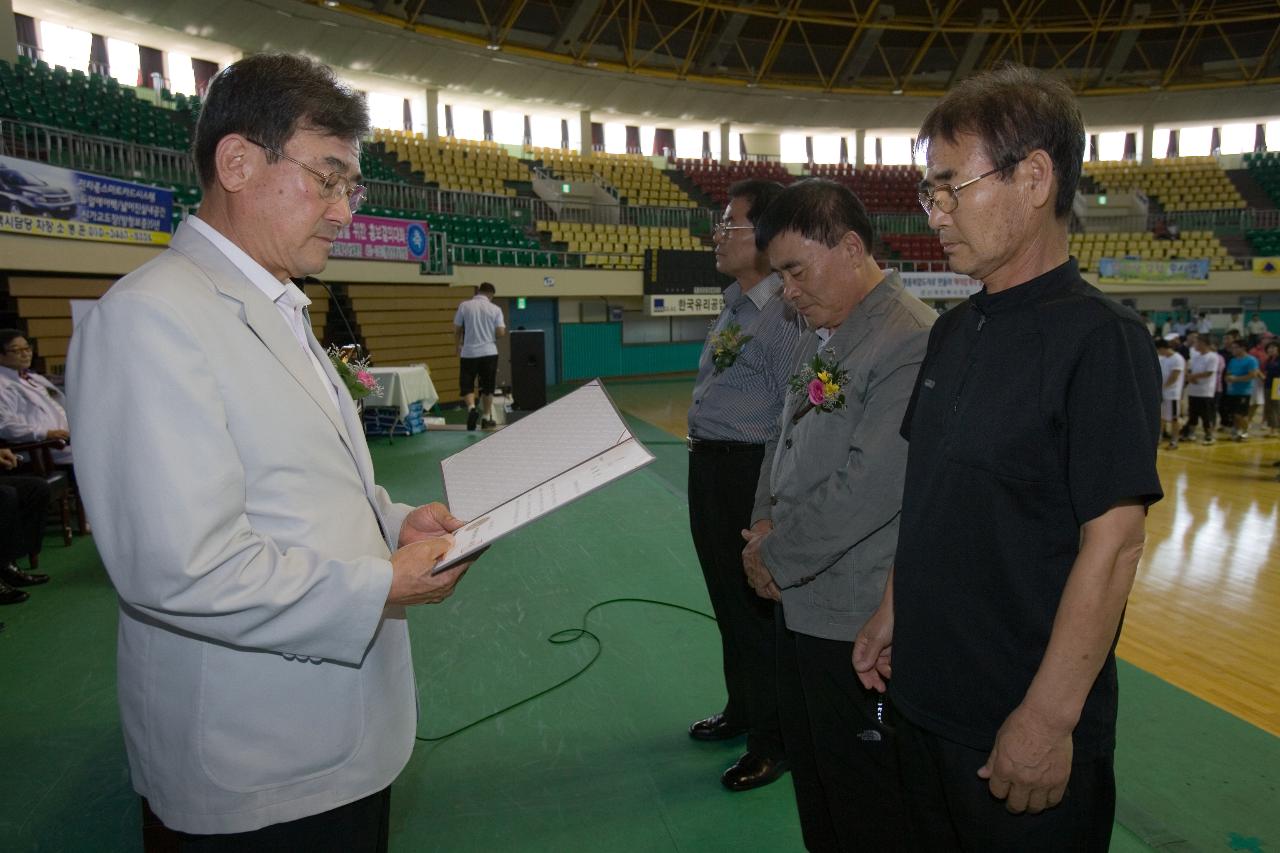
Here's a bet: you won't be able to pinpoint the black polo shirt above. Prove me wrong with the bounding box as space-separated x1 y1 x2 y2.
892 258 1162 760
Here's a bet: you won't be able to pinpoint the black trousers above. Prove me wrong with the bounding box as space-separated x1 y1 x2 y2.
895 714 1115 853
1185 395 1216 436
687 444 783 759
0 474 52 565
171 787 391 853
775 610 906 852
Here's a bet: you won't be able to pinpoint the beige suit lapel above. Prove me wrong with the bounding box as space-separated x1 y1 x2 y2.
170 224 356 461
303 316 379 497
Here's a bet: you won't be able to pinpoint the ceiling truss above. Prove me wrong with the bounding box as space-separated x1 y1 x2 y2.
316 0 1280 96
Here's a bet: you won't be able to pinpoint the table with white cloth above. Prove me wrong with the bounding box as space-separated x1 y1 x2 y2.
361 365 437 435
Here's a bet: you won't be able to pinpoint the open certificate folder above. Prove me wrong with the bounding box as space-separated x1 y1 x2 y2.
433 378 655 572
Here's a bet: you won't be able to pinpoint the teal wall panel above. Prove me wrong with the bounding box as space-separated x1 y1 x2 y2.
561 323 702 380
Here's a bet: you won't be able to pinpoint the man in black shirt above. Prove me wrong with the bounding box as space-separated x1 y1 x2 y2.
853 65 1162 852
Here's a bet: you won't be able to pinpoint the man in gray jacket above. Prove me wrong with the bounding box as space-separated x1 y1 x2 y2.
742 180 934 852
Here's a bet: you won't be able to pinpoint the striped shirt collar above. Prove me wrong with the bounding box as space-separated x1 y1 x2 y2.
739 271 783 310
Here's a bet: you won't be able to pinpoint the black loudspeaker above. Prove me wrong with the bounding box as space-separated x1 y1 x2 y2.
509 329 547 411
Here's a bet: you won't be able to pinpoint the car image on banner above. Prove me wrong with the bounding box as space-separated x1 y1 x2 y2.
0 154 173 245
0 162 77 219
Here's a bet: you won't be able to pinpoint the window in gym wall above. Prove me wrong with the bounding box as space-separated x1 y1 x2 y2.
1152 128 1171 159
367 91 405 131
37 20 92 73
780 133 808 164
674 127 705 160
451 103 484 141
106 37 141 87
603 122 627 154
167 51 197 95
878 134 914 165
490 109 523 145
639 125 657 156
1218 123 1256 155
1095 130 1129 161
810 134 843 165
1177 126 1212 157
529 113 562 149
408 93 428 136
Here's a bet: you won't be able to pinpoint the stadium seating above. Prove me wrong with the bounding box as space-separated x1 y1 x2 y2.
531 148 696 207
881 233 945 262
0 57 194 150
803 164 923 213
669 158 795 207
371 130 527 196
1245 227 1280 257
1083 157 1246 212
1068 230 1238 271
1243 152 1280 208
537 220 705 269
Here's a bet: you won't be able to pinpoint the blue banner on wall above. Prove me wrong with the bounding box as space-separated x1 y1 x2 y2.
0 155 173 245
1098 257 1210 282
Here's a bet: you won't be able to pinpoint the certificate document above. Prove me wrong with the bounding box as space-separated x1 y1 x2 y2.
433 378 654 572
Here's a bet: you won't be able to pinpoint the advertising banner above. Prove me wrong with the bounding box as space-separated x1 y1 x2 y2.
0 155 173 245
899 271 982 300
331 215 430 263
646 294 725 316
1251 257 1280 276
1098 257 1210 282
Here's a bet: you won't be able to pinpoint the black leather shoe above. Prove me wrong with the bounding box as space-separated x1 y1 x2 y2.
0 579 30 604
689 713 747 742
466 408 480 431
720 752 789 792
0 564 49 587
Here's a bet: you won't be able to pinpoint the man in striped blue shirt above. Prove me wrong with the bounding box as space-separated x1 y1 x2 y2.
686 179 800 792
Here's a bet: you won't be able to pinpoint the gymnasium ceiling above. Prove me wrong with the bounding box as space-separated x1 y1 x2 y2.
320 0 1280 96
34 0 1280 129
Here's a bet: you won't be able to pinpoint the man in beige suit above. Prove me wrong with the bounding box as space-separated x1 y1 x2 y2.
67 54 472 849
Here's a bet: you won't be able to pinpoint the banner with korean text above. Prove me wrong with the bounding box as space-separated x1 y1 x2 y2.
645 294 725 316
0 155 172 245
1098 257 1210 282
899 271 982 300
330 215 430 263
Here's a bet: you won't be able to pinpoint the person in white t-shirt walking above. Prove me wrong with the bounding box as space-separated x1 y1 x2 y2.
1183 335 1222 444
1157 337 1186 449
453 282 507 430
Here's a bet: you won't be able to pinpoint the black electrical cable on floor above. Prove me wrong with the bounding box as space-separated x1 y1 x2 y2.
415 597 715 744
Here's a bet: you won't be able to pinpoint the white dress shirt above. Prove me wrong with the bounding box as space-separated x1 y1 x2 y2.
186 216 341 410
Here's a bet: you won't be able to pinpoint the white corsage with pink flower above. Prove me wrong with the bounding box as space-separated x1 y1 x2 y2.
326 344 383 401
787 350 849 422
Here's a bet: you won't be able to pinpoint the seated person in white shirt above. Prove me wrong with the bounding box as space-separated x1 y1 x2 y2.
0 330 72 465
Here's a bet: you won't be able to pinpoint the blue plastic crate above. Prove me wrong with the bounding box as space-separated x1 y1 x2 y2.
362 401 426 436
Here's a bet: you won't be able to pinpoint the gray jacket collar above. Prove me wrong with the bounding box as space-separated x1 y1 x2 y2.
813 269 903 364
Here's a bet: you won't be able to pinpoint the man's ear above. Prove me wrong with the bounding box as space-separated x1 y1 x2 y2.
1022 148 1055 211
213 134 254 194
840 228 867 264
